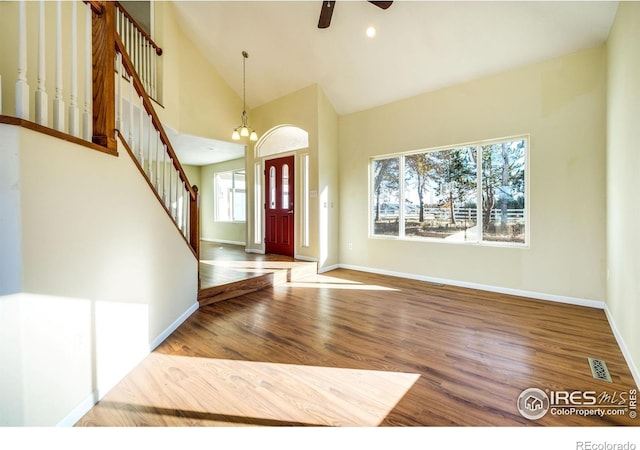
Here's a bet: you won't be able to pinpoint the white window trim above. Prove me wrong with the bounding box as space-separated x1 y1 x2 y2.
369 135 530 248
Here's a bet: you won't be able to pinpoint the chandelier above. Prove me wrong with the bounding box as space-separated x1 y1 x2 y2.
232 51 258 142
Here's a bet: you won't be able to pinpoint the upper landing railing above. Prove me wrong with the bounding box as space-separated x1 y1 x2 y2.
0 0 199 258
115 1 162 102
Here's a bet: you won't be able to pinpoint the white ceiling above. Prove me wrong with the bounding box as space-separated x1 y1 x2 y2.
166 0 618 166
165 127 245 165
170 0 619 116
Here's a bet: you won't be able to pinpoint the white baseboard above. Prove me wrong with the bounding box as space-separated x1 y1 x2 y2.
150 301 199 351
604 305 640 389
319 264 339 274
57 392 99 427
294 254 319 263
336 264 605 310
245 248 265 255
59 301 199 427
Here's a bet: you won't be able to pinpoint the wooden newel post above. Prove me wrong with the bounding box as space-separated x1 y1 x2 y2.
91 1 117 151
190 185 200 260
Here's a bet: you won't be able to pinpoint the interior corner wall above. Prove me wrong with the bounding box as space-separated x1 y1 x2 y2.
606 1 640 385
339 46 607 303
317 86 340 269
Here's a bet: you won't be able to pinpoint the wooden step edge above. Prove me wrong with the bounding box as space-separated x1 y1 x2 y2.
198 273 274 307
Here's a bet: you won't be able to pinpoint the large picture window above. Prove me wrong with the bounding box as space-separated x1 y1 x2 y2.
371 137 527 246
215 169 246 222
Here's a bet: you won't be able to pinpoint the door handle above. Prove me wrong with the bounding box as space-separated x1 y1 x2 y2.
287 210 294 214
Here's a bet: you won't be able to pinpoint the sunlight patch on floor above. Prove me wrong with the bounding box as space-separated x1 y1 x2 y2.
102 355 420 426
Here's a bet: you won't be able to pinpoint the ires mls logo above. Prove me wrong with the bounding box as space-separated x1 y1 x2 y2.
517 388 550 420
517 387 638 420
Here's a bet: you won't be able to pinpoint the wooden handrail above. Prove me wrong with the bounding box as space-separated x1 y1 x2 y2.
115 1 163 56
115 32 199 257
115 33 195 199
83 0 104 15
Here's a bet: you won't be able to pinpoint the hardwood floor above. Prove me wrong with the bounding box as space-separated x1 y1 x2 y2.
199 241 307 287
76 269 638 427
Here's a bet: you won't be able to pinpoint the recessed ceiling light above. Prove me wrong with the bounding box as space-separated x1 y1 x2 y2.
366 26 376 38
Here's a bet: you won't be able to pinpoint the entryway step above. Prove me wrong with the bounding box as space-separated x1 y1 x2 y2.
198 260 317 307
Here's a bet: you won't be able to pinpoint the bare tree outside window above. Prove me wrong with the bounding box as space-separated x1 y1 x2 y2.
371 137 527 246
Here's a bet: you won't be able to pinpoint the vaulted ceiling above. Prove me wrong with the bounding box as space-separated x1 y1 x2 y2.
171 1 618 116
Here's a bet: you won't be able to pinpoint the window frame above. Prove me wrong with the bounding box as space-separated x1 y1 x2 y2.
214 169 246 223
369 135 530 248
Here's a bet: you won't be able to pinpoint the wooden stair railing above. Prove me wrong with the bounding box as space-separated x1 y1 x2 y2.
1 1 199 259
90 1 199 259
114 2 162 101
114 32 199 259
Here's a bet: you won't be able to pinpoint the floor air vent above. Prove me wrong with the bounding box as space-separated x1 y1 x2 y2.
588 357 612 382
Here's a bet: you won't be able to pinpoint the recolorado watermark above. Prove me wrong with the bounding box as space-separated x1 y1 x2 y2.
576 442 636 450
517 387 637 420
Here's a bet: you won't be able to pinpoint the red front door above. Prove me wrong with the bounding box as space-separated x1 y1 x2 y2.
265 155 295 257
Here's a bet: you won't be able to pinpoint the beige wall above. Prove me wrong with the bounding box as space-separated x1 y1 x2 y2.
0 124 198 425
606 1 640 384
200 158 247 244
182 164 201 192
153 1 241 143
339 47 607 303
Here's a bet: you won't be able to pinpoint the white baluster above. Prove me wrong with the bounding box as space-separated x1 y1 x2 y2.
178 183 184 232
186 188 191 238
15 0 29 120
184 185 189 235
169 161 174 215
123 14 128 54
53 0 65 132
69 1 79 137
115 52 121 132
138 95 144 162
120 12 125 49
138 31 142 82
175 171 180 224
121 13 126 51
147 44 152 96
161 144 167 203
83 2 92 141
144 42 153 93
143 41 148 94
134 29 138 76
146 113 152 176
151 47 157 100
155 132 161 190
35 1 48 126
128 74 134 145
116 7 120 36
177 175 182 225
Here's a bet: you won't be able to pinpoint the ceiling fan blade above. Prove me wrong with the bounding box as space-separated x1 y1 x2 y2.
318 1 335 29
369 1 393 9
